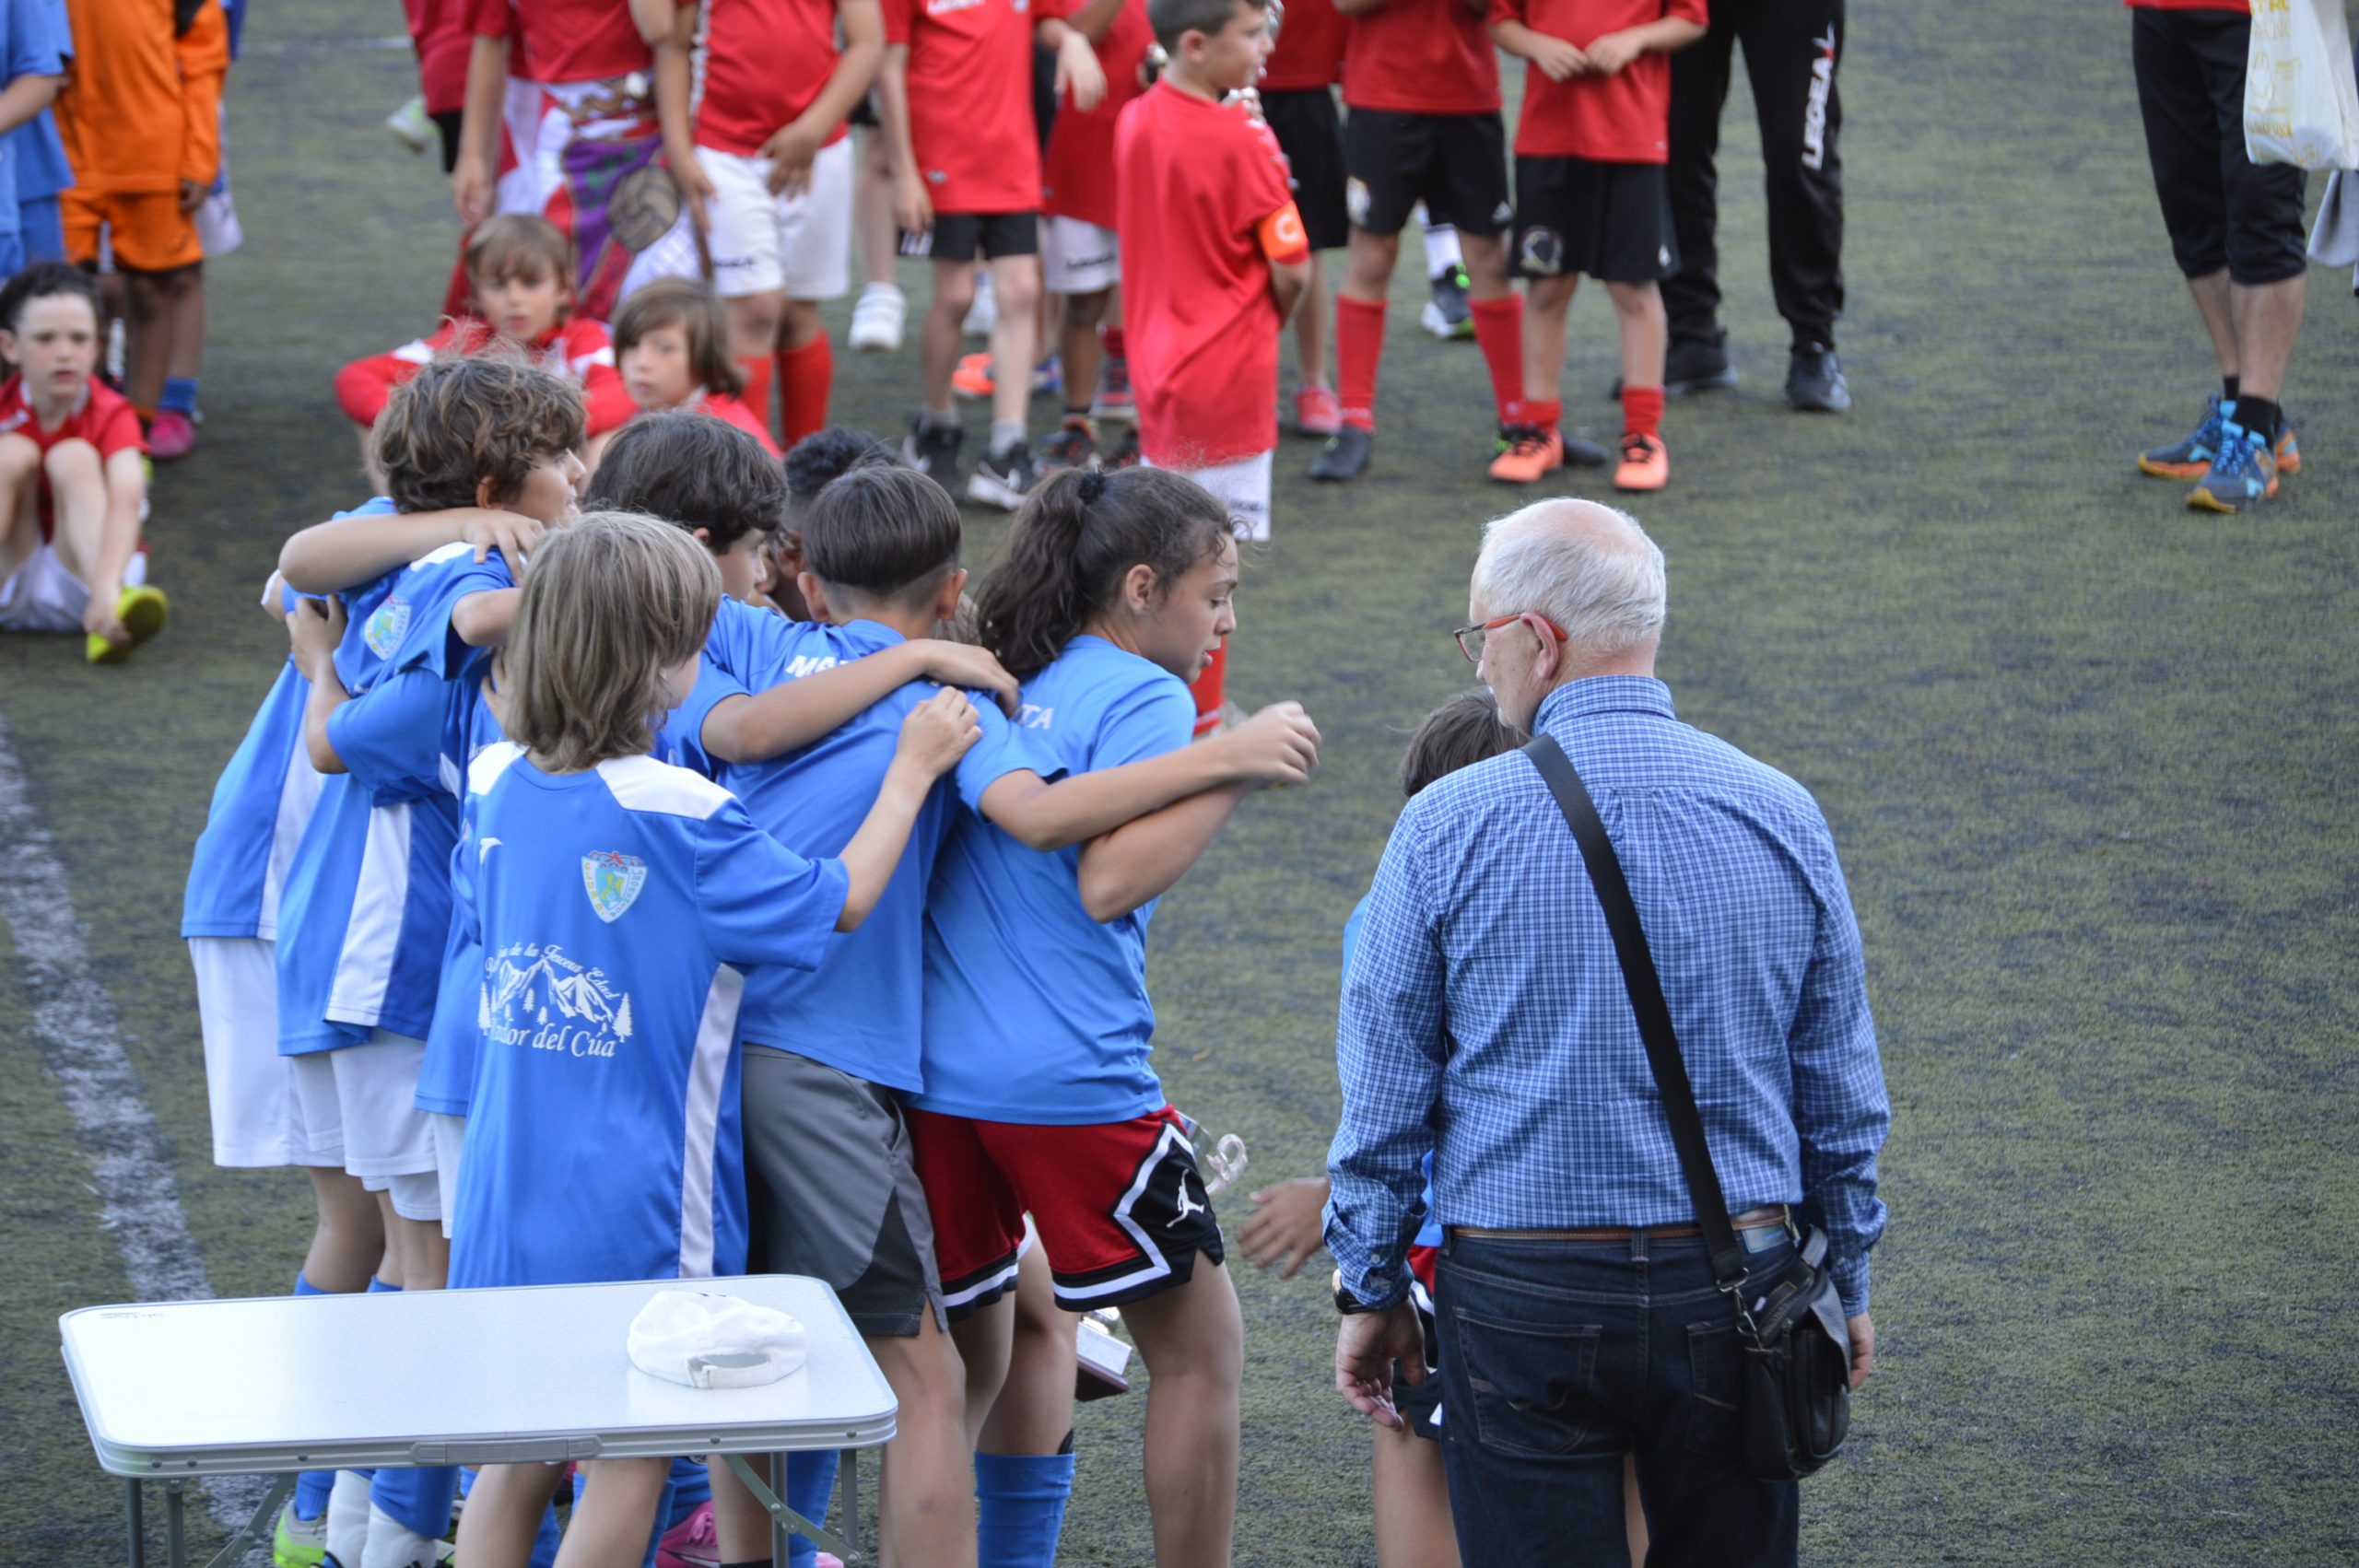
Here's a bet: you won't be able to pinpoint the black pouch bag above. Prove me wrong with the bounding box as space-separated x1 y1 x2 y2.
1526 734 1852 1481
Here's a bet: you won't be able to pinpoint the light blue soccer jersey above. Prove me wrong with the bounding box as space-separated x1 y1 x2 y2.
445 744 850 1287
183 502 398 941
683 616 1048 1091
913 635 1196 1125
656 596 781 779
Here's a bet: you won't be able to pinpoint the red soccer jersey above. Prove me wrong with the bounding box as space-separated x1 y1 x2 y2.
697 391 782 454
1041 1 1154 228
1493 0 1706 163
1115 81 1304 469
690 0 851 157
1260 0 1345 90
0 375 145 539
333 316 636 436
1341 0 1500 115
881 0 1041 215
406 0 476 113
475 0 648 85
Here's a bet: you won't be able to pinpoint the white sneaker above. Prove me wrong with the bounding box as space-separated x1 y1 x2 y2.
962 270 997 338
385 96 434 154
848 284 906 353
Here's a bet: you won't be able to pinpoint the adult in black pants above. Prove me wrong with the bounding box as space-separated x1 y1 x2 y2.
1659 0 1849 411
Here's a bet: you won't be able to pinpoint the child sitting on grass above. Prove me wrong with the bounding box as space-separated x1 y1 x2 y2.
0 262 164 661
334 214 635 476
611 276 780 455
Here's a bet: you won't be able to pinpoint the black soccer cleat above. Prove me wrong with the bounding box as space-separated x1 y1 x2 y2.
1309 424 1373 481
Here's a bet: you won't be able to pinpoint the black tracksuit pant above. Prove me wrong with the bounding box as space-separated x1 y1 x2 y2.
1662 0 1846 353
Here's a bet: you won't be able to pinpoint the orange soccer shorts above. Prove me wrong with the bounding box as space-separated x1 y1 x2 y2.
62 188 203 274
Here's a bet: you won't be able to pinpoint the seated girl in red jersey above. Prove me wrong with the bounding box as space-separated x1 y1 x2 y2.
610 277 780 455
0 263 167 663
333 215 635 474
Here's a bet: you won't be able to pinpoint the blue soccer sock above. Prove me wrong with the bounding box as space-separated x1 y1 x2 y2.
369 1276 401 1293
371 1465 460 1540
974 1449 1076 1568
158 376 199 416
786 1450 841 1568
290 1274 336 1521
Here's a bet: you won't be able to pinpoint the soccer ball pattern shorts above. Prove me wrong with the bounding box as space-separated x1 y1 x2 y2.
908 1105 1226 1318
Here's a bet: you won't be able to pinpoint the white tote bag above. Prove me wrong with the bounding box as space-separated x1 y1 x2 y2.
2246 0 2359 170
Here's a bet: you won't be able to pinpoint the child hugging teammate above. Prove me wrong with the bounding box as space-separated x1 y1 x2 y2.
612 278 781 454
656 0 881 453
910 466 1319 1567
1489 0 1704 493
445 512 981 1566
0 263 165 661
879 0 1103 509
1312 0 1535 486
334 215 635 472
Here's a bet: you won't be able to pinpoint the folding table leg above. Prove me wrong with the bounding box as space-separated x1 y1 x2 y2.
840 1452 861 1559
164 1480 186 1568
770 1452 787 1568
126 1480 145 1568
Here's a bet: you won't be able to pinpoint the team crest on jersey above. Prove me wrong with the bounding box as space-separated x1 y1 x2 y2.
363 596 413 659
1519 227 1565 277
581 851 647 922
481 942 635 1060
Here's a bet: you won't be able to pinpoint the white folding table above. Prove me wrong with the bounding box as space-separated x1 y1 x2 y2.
61 1275 898 1568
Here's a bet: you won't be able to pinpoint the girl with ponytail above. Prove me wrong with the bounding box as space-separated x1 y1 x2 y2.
909 465 1312 1566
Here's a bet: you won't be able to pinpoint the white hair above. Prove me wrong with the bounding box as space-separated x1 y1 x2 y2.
1473 500 1666 659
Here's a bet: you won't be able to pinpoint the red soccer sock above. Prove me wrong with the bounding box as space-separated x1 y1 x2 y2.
736 355 775 440
1100 323 1126 360
1468 294 1526 425
777 335 833 448
1189 639 1227 736
1334 296 1387 431
1527 397 1564 429
1622 384 1665 440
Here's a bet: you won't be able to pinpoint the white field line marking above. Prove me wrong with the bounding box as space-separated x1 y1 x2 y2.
0 710 270 1560
241 34 411 53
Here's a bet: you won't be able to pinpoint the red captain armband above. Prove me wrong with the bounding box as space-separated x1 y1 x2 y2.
1257 202 1311 266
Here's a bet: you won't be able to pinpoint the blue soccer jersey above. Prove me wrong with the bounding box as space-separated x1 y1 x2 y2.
182 502 398 941
913 636 1196 1125
656 597 787 779
446 743 851 1288
689 616 1047 1092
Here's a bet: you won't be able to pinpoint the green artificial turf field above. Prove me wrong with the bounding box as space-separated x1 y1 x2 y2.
2 0 2354 1561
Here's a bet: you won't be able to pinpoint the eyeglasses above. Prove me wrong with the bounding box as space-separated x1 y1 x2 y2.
1451 612 1568 664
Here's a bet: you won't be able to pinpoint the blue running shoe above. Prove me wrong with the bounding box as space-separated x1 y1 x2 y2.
2186 420 2277 512
2140 393 2225 479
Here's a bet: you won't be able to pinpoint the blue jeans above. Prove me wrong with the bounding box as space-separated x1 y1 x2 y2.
1435 1229 1801 1568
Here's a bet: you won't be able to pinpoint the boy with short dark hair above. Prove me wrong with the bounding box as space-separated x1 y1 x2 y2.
1490 0 1704 492
877 0 1101 509
0 263 162 661
1312 0 1528 484
1119 0 1308 733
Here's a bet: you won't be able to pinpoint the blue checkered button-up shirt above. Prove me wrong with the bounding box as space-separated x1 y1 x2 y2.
1326 676 1889 1316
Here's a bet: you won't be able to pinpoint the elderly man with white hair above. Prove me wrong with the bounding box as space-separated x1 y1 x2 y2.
1325 498 1889 1567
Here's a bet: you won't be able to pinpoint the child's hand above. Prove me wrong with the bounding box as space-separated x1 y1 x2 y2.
1055 32 1107 112
1218 701 1321 789
894 174 933 239
1582 29 1638 74
911 638 1021 717
178 179 206 214
894 688 982 778
760 120 827 198
672 147 717 233
287 596 347 675
1238 1177 1331 1278
462 509 550 566
1530 35 1590 80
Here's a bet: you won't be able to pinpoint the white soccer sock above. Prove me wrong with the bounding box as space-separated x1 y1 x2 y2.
358 1504 442 1568
1422 219 1462 277
325 1471 373 1565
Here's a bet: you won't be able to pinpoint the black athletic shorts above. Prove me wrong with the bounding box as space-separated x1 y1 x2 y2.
1262 87 1348 252
743 1046 945 1338
1510 156 1678 284
926 211 1039 263
2131 6 2307 286
1343 107 1511 239
850 88 879 131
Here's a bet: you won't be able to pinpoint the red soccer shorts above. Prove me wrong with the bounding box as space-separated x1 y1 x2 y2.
907 1105 1226 1317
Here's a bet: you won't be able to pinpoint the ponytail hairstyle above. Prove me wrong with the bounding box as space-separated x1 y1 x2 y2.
975 466 1231 679
504 511 722 774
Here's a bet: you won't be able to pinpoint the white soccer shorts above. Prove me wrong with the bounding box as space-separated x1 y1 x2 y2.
1153 449 1275 543
289 1029 439 1200
1041 215 1120 295
189 936 342 1168
699 138 854 301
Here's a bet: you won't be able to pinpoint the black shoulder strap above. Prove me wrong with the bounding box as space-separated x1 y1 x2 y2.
1524 733 1748 1290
